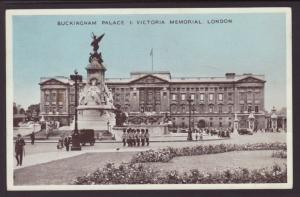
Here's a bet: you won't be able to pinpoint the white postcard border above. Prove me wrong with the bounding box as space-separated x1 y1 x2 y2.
6 7 293 190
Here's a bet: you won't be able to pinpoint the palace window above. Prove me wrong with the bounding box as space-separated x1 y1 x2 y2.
172 94 177 101
190 94 195 100
218 105 222 113
125 93 130 102
255 106 259 113
228 92 233 101
200 93 204 101
140 91 145 101
248 106 252 113
163 92 167 97
219 122 222 127
45 94 50 102
58 91 64 103
148 92 153 100
209 93 214 101
51 91 56 101
209 105 213 113
181 94 186 101
228 105 233 113
156 91 160 100
218 93 223 101
247 91 253 101
171 105 177 113
199 104 204 113
181 105 186 113
209 122 213 127
240 105 244 113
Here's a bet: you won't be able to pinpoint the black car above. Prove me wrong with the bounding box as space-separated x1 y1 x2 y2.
79 129 96 146
238 128 253 135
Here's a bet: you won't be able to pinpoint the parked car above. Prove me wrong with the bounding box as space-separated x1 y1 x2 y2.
238 128 253 135
79 129 95 146
180 129 188 133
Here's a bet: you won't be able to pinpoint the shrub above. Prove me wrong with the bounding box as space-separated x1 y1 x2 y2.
131 142 287 163
73 163 287 185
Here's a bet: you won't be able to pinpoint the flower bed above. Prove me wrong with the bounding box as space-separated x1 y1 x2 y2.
131 142 287 163
73 163 287 184
272 150 287 158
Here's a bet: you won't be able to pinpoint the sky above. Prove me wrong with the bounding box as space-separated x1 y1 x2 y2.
12 12 288 111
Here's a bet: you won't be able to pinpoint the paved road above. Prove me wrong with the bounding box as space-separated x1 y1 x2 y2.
12 132 286 170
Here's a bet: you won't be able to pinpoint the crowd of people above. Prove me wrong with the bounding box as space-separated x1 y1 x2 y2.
121 128 150 147
192 127 232 139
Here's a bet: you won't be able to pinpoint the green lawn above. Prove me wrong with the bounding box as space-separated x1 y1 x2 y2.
143 150 286 174
14 152 135 185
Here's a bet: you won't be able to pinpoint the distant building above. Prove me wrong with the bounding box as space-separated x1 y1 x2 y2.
39 71 267 129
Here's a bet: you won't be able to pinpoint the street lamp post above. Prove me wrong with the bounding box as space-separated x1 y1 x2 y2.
70 70 82 151
187 96 193 141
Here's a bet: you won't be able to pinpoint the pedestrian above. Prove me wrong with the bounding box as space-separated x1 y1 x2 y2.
136 129 140 146
30 131 35 145
195 131 199 141
64 136 70 151
226 130 230 138
132 129 136 146
141 129 145 146
122 129 127 146
145 129 150 146
127 128 131 147
15 134 25 166
57 135 64 149
200 131 203 140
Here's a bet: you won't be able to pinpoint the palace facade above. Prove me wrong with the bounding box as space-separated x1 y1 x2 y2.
39 71 267 129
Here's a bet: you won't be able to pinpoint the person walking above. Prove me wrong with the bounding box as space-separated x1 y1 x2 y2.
136 129 140 146
145 129 150 146
57 136 64 149
131 129 136 146
30 131 35 145
127 128 131 147
195 131 199 141
64 136 70 151
15 134 25 166
141 129 145 146
121 129 127 146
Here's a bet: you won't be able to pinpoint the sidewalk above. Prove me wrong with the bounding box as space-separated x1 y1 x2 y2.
22 135 225 143
13 146 154 170
13 136 227 170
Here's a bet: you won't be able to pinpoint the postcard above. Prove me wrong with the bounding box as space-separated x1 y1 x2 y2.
6 8 292 190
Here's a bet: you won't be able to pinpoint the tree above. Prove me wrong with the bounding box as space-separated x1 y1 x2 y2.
19 108 25 114
115 108 127 127
13 106 18 115
26 103 40 121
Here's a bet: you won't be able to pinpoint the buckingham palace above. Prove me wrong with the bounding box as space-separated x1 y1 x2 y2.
39 71 268 130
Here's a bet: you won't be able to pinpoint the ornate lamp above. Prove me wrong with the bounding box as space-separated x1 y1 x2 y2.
70 69 82 151
187 96 193 141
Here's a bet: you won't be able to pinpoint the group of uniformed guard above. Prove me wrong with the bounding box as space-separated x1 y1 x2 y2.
121 128 150 147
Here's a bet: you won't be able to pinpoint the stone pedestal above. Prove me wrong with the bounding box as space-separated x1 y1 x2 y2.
76 36 116 135
77 105 115 131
